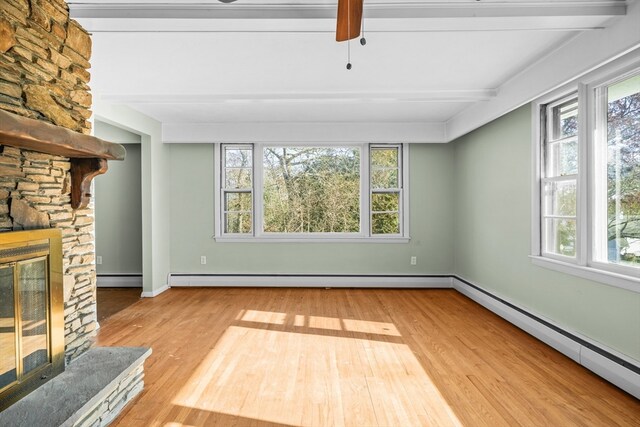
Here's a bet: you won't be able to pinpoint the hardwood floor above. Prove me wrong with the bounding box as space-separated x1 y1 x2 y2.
96 287 142 323
95 288 640 426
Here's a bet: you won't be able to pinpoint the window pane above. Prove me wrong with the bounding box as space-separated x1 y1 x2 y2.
225 212 252 234
372 192 399 212
371 169 399 189
606 74 640 267
551 99 578 140
372 213 400 235
371 148 398 168
225 167 252 189
225 192 252 212
225 147 252 168
263 147 360 233
547 139 578 177
545 218 576 257
544 180 576 217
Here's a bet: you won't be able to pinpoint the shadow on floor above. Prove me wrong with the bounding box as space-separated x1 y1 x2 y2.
96 288 142 323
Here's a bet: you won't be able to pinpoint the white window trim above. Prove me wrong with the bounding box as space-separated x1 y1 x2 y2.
531 52 640 294
214 142 411 243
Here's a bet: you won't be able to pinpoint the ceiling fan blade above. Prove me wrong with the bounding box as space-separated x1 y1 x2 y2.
336 0 363 42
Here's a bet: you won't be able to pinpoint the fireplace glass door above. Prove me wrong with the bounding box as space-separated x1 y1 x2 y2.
0 265 17 390
0 230 63 410
0 257 50 394
19 257 49 375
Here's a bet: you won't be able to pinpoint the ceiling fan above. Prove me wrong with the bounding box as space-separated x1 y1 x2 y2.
216 0 365 42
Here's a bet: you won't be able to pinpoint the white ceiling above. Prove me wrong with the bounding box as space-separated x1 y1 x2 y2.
70 0 636 142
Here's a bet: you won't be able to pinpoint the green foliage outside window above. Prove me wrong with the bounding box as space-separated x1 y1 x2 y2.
263 147 361 233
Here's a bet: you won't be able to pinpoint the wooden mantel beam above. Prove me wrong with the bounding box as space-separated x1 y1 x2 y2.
0 109 126 209
0 109 125 160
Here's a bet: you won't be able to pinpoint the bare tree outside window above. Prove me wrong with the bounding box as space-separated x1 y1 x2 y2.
607 75 640 266
223 145 253 234
263 147 360 233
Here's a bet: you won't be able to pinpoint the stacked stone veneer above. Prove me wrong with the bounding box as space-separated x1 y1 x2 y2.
0 0 97 362
74 365 145 427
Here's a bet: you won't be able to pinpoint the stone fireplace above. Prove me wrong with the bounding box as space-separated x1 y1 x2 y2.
0 0 100 363
0 0 150 423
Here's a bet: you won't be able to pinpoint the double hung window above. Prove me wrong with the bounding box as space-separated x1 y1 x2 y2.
535 63 640 289
542 96 579 258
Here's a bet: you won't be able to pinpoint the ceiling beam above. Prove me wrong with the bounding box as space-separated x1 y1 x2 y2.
98 90 497 104
71 1 626 32
161 121 447 144
70 2 626 20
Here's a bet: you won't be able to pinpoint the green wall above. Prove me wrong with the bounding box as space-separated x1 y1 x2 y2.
452 105 640 361
95 104 172 295
95 143 142 274
94 129 143 275
169 143 454 275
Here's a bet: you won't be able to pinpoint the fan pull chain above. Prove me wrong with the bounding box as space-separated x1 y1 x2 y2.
346 0 352 70
360 9 366 46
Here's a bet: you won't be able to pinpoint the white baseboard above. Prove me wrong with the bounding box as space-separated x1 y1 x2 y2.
169 274 453 289
452 276 640 399
141 284 170 298
97 275 142 288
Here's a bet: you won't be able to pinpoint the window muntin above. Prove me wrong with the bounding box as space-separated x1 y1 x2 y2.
218 143 407 240
222 144 253 234
370 146 402 235
262 147 360 233
542 96 579 258
595 74 640 269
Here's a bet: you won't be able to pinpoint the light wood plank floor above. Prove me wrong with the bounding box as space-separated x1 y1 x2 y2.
96 288 640 426
97 287 141 323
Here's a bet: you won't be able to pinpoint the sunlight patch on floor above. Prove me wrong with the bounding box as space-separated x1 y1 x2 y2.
238 309 402 337
240 309 287 325
171 321 462 427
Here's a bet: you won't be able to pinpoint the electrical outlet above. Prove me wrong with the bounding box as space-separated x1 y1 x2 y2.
96 256 102 265
200 256 207 265
410 256 417 265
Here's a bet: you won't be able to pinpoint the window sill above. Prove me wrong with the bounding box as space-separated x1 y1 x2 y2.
530 256 640 294
214 236 411 244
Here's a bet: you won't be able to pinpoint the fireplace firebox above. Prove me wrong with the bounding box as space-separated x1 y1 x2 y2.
0 229 64 411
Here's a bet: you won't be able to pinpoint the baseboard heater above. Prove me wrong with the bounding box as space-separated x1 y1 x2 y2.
452 276 640 400
97 274 142 288
169 273 453 288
